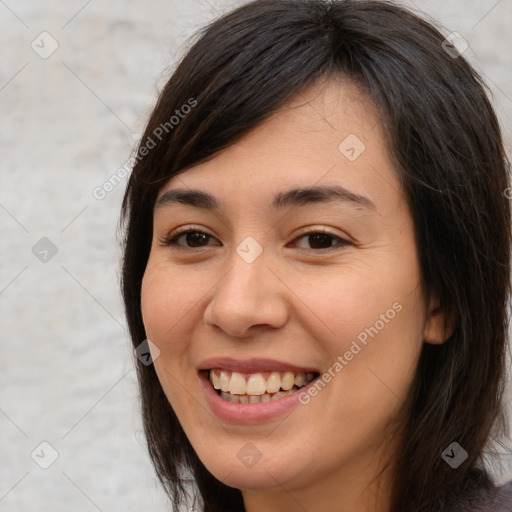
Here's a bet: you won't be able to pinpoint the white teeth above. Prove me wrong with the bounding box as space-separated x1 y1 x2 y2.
209 368 317 403
229 372 247 394
281 371 295 391
212 372 221 390
220 371 230 392
266 372 281 393
294 372 306 387
246 373 266 395
270 389 295 401
221 391 239 403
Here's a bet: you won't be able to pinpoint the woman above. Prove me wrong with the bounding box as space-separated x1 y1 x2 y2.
121 1 512 510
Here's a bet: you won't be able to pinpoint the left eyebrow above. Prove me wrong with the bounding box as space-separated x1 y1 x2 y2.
154 184 376 211
271 185 376 211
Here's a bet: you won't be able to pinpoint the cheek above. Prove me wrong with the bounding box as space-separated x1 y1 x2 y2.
140 265 199 407
141 270 172 348
140 264 202 352
140 261 217 405
292 253 425 409
140 272 194 411
289 259 423 352
286 271 423 468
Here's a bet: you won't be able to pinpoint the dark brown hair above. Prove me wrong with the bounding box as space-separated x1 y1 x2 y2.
121 1 511 510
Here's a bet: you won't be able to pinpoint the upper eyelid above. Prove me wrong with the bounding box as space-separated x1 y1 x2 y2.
166 225 345 238
162 226 350 248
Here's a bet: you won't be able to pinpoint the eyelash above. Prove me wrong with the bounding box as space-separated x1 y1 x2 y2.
160 226 352 252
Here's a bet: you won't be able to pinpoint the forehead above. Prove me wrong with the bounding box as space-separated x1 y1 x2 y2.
158 78 399 212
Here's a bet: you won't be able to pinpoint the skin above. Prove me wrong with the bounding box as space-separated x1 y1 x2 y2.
141 78 448 512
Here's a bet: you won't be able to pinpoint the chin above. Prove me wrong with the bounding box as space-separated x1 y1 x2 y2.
209 460 295 491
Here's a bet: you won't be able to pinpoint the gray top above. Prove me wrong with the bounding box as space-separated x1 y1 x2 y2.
447 478 512 511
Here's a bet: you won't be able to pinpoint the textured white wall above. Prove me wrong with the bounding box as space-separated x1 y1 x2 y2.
1 1 511 510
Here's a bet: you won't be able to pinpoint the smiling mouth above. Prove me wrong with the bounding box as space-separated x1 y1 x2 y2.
207 369 319 404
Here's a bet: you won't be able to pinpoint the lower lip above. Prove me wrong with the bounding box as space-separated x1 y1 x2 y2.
199 372 317 425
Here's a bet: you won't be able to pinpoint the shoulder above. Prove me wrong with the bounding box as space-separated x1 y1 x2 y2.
447 474 512 512
486 480 512 511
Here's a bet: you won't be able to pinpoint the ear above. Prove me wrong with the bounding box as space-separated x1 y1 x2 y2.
423 295 454 345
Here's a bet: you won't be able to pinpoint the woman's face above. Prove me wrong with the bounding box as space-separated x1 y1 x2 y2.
141 79 444 505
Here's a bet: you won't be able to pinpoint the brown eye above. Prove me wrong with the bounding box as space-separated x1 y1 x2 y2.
183 232 210 247
163 230 219 248
293 231 350 251
307 233 337 249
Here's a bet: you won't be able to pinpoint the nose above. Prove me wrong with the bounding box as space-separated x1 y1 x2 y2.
203 250 289 338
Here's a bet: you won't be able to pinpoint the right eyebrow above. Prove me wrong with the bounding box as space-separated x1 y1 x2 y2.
154 189 219 210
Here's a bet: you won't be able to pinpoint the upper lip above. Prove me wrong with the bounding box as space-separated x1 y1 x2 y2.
197 357 319 374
